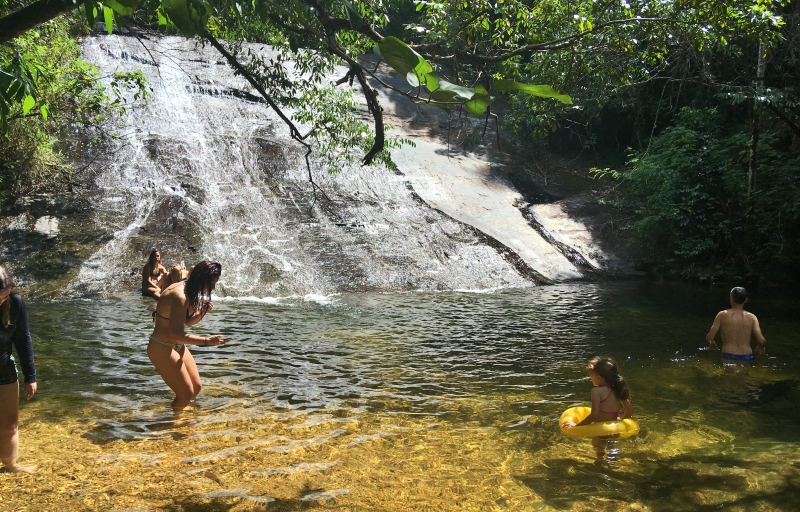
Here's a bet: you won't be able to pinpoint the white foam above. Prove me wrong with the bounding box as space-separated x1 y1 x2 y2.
452 287 504 294
213 295 281 305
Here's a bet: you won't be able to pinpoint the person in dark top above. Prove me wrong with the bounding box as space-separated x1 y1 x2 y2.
0 266 37 473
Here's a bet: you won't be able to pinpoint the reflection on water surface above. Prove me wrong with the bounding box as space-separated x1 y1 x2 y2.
4 282 800 510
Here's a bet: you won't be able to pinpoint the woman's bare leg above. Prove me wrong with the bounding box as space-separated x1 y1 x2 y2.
180 347 202 400
147 342 201 411
143 285 161 299
0 382 35 473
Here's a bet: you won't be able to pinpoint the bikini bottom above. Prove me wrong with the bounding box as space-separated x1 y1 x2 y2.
0 357 18 385
721 352 754 361
149 335 185 353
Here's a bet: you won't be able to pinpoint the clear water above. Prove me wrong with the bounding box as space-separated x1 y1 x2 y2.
6 281 800 510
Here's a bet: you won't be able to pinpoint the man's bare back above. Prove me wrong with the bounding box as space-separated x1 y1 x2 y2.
706 287 766 357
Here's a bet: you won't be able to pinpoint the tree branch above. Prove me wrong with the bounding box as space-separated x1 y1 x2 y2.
204 30 343 215
351 66 384 165
302 0 383 42
766 104 800 138
449 17 689 64
204 30 309 143
0 0 78 45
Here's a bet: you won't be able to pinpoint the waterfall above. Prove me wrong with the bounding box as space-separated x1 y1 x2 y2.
67 34 535 298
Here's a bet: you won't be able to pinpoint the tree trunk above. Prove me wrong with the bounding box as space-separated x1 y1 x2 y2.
747 43 766 196
0 0 78 45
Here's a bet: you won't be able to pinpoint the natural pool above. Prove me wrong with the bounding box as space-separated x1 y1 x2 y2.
3 281 800 511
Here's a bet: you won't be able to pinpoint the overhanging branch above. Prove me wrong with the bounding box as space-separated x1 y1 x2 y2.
766 104 800 138
0 0 79 44
204 30 341 213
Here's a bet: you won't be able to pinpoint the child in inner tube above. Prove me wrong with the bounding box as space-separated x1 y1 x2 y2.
562 357 633 453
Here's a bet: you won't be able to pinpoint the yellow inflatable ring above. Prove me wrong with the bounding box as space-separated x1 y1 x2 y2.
559 407 640 438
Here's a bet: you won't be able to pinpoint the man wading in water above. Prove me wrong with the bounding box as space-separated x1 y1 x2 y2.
705 287 766 361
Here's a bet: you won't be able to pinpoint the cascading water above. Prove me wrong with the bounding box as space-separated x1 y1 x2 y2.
69 34 534 298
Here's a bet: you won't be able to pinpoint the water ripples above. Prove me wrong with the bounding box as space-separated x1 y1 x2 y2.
10 282 800 510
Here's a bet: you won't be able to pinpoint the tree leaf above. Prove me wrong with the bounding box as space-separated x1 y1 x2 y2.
22 94 35 115
435 79 474 100
377 36 433 87
103 6 114 35
40 104 48 120
82 0 98 27
104 0 140 16
162 0 212 37
421 88 459 112
424 71 439 92
465 85 494 117
343 0 363 29
493 80 572 104
254 0 270 22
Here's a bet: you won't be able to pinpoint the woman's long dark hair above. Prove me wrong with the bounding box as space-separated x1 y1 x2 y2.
588 356 630 401
148 248 159 267
0 265 15 328
184 260 221 313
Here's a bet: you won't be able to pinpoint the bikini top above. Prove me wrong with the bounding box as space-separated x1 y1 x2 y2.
153 301 196 322
152 283 189 321
598 387 621 418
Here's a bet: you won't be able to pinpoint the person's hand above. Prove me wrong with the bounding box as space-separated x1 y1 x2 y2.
204 334 228 346
756 343 766 355
24 382 37 400
708 340 719 351
201 301 214 316
562 421 576 429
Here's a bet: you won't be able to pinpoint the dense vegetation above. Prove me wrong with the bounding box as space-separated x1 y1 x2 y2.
513 3 800 283
0 4 147 204
1 0 799 282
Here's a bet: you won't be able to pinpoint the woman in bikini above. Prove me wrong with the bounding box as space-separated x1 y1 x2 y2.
142 249 168 298
562 357 633 454
148 260 228 411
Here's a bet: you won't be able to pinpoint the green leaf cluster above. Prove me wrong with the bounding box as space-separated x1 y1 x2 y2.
0 12 150 203
376 36 571 117
600 106 800 280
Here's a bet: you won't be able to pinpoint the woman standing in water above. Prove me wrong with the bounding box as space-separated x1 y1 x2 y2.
0 266 37 473
142 248 168 298
148 260 228 411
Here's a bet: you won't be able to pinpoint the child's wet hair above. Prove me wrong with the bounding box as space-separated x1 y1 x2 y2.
587 356 630 401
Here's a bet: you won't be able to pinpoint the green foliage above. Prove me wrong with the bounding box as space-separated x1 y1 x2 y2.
0 13 149 202
0 51 48 137
377 36 433 87
376 35 570 117
598 106 800 280
290 83 405 173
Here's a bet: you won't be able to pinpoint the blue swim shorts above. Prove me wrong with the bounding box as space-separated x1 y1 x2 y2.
0 357 18 385
721 353 754 361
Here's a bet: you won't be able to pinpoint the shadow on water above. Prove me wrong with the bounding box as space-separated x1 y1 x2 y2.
175 481 366 512
518 452 800 511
